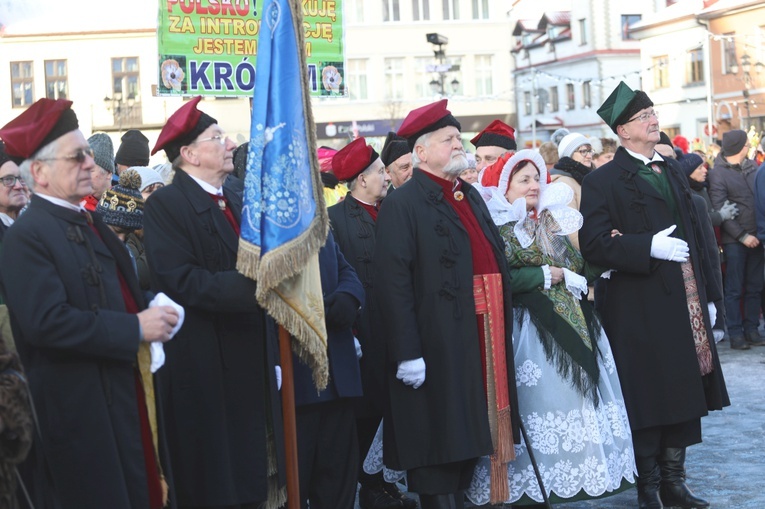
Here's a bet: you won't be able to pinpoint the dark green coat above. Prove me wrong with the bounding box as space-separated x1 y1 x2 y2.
373 169 519 470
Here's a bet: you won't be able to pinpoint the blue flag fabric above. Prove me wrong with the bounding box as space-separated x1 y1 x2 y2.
238 0 329 390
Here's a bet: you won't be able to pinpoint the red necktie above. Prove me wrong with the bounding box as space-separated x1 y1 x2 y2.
207 192 240 236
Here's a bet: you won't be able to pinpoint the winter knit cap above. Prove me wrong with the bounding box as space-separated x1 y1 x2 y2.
557 133 591 159
87 133 115 173
132 167 164 192
678 153 704 177
96 169 144 231
721 130 747 156
115 129 150 167
550 128 570 146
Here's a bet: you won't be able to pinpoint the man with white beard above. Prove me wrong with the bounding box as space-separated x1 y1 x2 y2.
372 99 519 509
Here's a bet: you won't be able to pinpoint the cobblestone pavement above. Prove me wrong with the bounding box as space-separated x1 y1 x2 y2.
384 342 765 509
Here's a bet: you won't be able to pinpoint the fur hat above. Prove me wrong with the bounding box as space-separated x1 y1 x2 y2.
88 133 115 173
597 81 654 133
152 96 217 161
96 169 144 231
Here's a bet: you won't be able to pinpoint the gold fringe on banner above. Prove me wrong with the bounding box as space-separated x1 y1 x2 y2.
235 0 330 391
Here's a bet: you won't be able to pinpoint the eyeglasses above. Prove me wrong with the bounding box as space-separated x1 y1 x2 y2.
38 147 95 164
626 110 659 124
194 134 227 145
0 175 26 188
576 148 595 156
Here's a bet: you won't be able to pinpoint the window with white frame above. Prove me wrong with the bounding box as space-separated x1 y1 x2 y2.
550 86 559 112
10 61 34 108
383 0 400 22
474 55 493 96
566 83 575 110
385 58 405 99
442 0 459 20
722 33 736 74
413 0 430 21
44 60 68 100
579 19 587 45
582 80 591 108
524 91 532 115
653 56 669 89
472 0 488 20
415 57 433 98
346 59 368 100
686 48 704 85
346 0 365 23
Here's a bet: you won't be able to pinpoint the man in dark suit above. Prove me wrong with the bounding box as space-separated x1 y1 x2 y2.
144 96 284 509
0 98 179 509
579 82 729 509
328 138 415 509
292 229 364 509
373 100 519 509
0 141 28 242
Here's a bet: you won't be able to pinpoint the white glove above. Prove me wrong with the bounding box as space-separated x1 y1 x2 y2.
719 200 739 221
650 225 689 262
562 268 588 300
707 302 717 328
396 358 426 389
353 337 363 359
275 366 282 391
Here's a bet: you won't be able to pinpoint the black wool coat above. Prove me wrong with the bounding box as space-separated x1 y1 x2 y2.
579 147 729 432
372 169 519 471
143 169 284 507
328 196 385 416
0 195 171 509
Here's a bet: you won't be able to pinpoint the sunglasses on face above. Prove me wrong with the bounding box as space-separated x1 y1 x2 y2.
39 147 95 164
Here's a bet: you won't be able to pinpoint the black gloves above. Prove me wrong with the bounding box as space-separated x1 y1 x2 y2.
324 292 359 330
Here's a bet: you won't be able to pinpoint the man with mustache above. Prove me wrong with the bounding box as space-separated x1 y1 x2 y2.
579 82 729 509
372 100 519 509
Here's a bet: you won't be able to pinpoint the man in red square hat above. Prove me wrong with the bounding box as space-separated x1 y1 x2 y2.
143 96 285 509
470 119 517 174
371 100 520 509
0 98 179 509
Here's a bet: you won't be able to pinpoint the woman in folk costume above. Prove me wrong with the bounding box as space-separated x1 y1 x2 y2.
467 149 636 506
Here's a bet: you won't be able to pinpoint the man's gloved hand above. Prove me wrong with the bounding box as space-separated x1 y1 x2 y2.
396 358 426 389
707 302 717 328
650 225 689 262
275 366 282 391
719 200 739 221
324 292 359 330
354 337 363 359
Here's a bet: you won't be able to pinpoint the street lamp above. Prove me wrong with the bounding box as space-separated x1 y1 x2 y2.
426 32 461 97
103 92 137 133
729 52 763 129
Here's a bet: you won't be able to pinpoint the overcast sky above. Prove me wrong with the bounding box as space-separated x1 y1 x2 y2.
0 0 157 33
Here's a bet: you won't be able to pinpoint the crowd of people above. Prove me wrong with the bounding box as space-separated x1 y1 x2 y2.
2 76 764 509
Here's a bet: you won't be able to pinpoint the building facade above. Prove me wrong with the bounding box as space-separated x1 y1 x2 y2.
1 0 518 158
510 0 661 146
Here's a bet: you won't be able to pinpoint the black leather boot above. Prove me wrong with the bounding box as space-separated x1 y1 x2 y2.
384 482 418 509
359 482 405 509
658 447 710 508
417 494 454 509
636 455 664 509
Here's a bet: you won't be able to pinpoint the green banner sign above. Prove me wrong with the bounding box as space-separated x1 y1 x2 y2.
157 0 345 97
